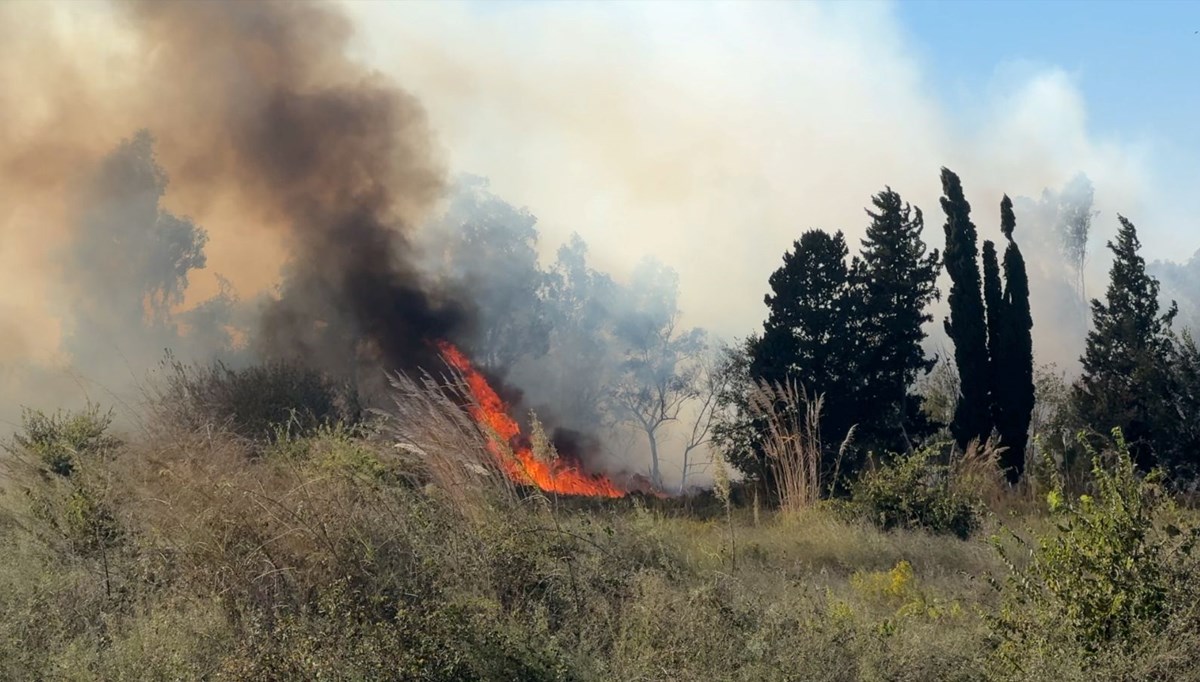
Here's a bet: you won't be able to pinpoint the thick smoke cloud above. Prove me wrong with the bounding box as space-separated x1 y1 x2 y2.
2 0 1196 485
0 0 464 422
1011 174 1100 368
125 1 462 377
345 2 1159 349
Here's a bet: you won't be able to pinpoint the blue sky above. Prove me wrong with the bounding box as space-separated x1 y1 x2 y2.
898 0 1200 200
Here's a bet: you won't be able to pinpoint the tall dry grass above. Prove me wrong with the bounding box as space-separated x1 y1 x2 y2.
746 379 826 512
376 367 516 514
949 436 1008 509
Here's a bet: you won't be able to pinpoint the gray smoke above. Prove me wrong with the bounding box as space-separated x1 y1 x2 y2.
421 176 709 478
1010 173 1099 368
0 0 475 427
1151 251 1200 334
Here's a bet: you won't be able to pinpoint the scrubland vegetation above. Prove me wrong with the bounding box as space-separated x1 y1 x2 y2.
3 163 1200 680
1 362 1197 681
6 2 1200 679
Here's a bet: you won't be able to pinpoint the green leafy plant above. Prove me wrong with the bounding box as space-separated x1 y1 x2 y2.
852 447 981 539
12 404 119 478
992 428 1198 663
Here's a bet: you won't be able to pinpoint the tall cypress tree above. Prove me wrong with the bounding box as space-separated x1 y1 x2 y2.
1075 216 1177 471
981 239 1004 428
994 196 1034 481
855 188 941 452
940 168 992 449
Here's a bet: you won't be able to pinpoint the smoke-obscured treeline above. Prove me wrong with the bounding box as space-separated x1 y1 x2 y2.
2 0 1198 494
4 127 1199 492
1 135 720 488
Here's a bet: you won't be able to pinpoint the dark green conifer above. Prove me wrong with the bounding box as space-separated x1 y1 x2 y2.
748 230 863 481
982 239 1004 429
1075 216 1177 471
939 168 992 449
994 196 1034 481
855 188 941 452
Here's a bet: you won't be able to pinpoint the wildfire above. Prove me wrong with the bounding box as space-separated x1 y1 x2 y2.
436 341 626 498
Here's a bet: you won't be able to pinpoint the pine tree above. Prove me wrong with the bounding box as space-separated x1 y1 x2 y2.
994 196 1034 481
940 168 992 450
748 229 862 480
854 188 940 452
1075 216 1177 471
1161 332 1200 479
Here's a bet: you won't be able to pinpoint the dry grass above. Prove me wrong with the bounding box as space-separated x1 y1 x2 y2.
376 367 515 514
746 379 823 512
950 436 1009 509
1 370 1197 680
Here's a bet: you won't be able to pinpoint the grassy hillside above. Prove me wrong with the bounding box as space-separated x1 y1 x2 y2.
0 368 1197 680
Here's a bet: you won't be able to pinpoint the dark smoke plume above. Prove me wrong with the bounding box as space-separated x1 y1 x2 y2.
125 0 467 378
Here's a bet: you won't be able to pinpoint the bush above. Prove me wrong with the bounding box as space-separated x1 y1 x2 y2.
851 448 981 539
150 358 360 446
10 404 119 477
992 429 1200 666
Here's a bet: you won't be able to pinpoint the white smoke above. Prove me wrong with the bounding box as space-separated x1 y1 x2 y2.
344 0 1161 350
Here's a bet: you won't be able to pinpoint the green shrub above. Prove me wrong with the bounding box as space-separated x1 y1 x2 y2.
851 448 981 539
11 404 119 477
62 485 122 556
992 429 1200 665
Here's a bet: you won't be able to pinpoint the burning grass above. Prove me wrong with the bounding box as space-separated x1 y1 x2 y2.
0 370 1197 680
436 341 628 498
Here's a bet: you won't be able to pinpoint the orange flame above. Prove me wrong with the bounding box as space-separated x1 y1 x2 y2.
437 341 626 498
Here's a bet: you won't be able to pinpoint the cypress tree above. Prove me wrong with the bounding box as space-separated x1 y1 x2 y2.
855 188 941 453
940 168 992 450
1075 216 1177 471
981 239 1004 428
995 196 1034 481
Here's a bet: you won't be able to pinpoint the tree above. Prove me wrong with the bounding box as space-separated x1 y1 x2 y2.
747 230 863 484
63 130 241 385
940 168 992 450
1055 174 1096 309
853 188 941 453
676 347 737 493
711 337 764 483
1161 331 1200 480
538 234 624 432
993 196 1035 481
428 175 550 374
1074 216 1178 471
982 239 1004 428
608 258 705 488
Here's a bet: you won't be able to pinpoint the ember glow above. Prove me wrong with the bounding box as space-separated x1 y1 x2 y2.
437 341 626 498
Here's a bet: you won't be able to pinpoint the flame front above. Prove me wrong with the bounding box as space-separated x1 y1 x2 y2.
437 341 626 498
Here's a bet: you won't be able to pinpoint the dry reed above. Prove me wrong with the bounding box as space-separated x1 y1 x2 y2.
746 378 824 513
376 366 516 513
